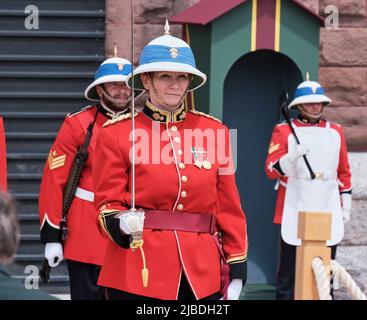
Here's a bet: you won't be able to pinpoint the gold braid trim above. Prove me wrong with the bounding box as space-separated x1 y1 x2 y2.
103 111 138 128
98 212 118 242
226 253 248 264
189 110 222 123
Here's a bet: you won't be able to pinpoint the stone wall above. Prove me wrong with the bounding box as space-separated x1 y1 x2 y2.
105 0 199 64
318 0 367 152
317 0 367 298
335 152 367 298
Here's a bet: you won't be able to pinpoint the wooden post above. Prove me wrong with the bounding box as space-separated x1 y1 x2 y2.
294 212 332 300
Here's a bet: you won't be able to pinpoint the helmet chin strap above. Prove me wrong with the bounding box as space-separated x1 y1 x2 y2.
298 105 324 123
100 85 130 116
147 73 190 111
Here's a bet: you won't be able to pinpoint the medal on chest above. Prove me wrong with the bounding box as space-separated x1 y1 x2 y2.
191 147 211 170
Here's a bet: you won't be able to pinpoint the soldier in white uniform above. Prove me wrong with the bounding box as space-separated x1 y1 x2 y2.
265 77 352 299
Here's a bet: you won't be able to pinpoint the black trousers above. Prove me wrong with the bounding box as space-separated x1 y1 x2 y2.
104 272 220 300
276 238 337 300
66 259 105 300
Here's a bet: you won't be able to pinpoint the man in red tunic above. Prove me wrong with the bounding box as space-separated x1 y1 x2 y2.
39 56 133 299
265 78 352 299
93 23 248 300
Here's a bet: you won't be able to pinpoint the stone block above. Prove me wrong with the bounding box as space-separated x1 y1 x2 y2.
323 108 367 152
320 0 366 18
319 67 366 106
342 200 367 245
320 28 367 66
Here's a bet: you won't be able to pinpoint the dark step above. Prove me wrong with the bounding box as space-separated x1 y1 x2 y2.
6 132 57 139
0 37 104 56
17 234 43 255
0 54 104 62
2 112 67 118
12 274 69 284
0 30 105 38
0 15 105 32
7 153 47 175
6 132 56 153
0 55 103 74
9 173 42 178
14 253 42 260
11 193 39 215
0 61 101 74
0 55 100 73
7 257 69 286
18 213 39 220
6 141 52 153
8 173 42 194
0 9 105 18
18 214 40 235
0 71 94 78
10 274 70 295
12 275 69 286
0 92 84 99
0 78 91 95
11 254 68 276
0 99 89 113
3 112 67 132
12 269 70 294
0 1 105 12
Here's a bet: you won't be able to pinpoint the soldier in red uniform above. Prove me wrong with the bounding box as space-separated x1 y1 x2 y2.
93 23 248 300
265 78 352 299
38 56 133 299
0 117 7 192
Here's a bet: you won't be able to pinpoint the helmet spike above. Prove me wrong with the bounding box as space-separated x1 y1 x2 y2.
164 19 170 35
114 43 118 58
306 71 310 81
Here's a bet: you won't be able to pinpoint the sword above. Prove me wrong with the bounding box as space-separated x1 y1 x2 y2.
114 0 148 288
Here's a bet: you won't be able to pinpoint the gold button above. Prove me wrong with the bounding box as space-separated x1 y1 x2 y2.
181 176 188 183
179 163 185 170
177 204 184 211
177 149 183 156
181 191 187 198
174 137 181 143
171 126 178 132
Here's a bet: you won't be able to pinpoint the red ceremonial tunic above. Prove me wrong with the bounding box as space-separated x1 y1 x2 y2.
93 101 248 300
39 106 118 265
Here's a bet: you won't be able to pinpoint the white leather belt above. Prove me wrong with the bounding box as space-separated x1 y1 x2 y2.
75 187 94 202
295 171 337 180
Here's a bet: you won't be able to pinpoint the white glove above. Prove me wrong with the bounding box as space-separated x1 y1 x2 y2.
341 193 352 223
227 279 243 300
118 210 145 235
45 242 63 267
279 144 309 177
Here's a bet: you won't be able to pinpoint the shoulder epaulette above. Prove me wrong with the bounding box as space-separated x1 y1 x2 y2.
189 110 222 123
327 120 341 127
103 112 138 128
277 121 288 126
67 105 94 118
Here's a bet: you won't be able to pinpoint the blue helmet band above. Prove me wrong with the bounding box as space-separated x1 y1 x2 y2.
139 45 196 67
95 63 132 80
294 86 325 98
